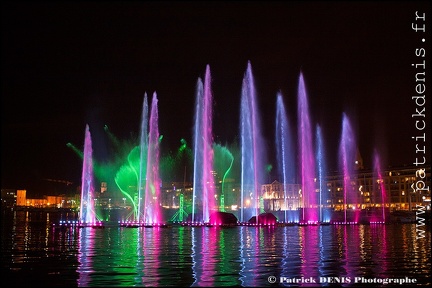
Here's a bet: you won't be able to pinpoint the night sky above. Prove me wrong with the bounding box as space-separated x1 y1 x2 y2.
1 1 430 196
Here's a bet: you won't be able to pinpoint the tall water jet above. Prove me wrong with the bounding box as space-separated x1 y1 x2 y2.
79 124 96 224
316 124 329 222
240 61 265 223
373 150 387 223
137 93 149 222
338 113 358 223
144 92 162 224
275 92 296 222
192 65 216 223
297 72 318 223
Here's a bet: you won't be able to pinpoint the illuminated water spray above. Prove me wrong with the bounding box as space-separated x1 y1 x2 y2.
316 125 328 222
297 73 318 223
144 92 162 224
79 124 96 224
240 61 265 223
373 150 387 222
192 65 216 223
137 93 149 222
275 92 296 222
339 113 358 223
213 144 235 213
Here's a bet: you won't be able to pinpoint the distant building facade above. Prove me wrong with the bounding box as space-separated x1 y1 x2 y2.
1 189 17 208
261 181 301 211
325 166 431 211
2 165 430 213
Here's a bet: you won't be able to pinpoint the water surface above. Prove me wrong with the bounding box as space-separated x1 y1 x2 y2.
1 209 430 287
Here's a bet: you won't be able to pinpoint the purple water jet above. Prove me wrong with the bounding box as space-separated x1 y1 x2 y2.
79 124 97 224
297 73 318 223
240 61 265 223
192 65 216 223
144 92 162 224
338 113 359 223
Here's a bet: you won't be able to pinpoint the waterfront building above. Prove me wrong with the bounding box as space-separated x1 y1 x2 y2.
2 165 430 214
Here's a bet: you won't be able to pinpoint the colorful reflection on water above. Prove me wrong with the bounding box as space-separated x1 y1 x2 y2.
1 210 430 287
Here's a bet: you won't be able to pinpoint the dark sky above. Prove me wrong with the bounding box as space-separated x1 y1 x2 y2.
1 1 430 195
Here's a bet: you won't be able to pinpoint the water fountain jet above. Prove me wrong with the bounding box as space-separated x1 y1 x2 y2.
240 61 266 223
79 124 102 227
338 113 359 224
297 72 318 224
275 92 298 223
143 92 163 225
192 65 216 224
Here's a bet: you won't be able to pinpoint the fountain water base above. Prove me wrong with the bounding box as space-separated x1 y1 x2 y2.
119 222 169 228
298 221 319 226
331 221 359 225
276 222 298 227
78 221 105 228
180 222 208 227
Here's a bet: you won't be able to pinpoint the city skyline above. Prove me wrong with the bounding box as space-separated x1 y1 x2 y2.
1 1 430 196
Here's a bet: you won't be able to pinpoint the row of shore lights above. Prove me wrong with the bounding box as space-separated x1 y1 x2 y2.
53 220 388 227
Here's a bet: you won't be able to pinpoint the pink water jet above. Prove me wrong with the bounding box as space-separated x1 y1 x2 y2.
339 113 359 223
192 65 216 223
144 92 162 224
79 124 97 224
137 93 148 222
297 72 318 223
